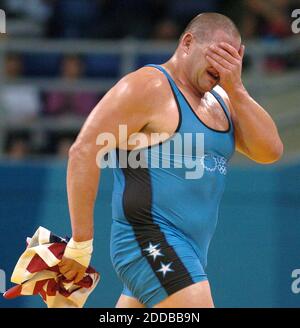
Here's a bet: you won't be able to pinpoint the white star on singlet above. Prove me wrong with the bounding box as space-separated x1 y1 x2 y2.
148 248 164 261
157 262 174 278
143 242 160 254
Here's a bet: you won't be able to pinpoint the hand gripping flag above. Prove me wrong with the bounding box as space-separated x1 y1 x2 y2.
3 226 100 308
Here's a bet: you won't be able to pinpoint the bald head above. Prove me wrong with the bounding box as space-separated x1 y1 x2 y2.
180 12 240 43
169 13 242 95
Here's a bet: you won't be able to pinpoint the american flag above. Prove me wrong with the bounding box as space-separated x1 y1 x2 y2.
3 226 100 308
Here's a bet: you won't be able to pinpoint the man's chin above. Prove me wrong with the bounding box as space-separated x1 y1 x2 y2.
200 84 215 93
198 80 218 94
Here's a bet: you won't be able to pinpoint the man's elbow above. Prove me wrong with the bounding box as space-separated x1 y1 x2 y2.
68 139 100 170
68 141 90 163
68 142 80 161
256 140 284 164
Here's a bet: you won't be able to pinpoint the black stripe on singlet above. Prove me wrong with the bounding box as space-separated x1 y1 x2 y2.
118 150 194 296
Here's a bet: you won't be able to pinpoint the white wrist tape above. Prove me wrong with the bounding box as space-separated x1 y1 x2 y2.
64 238 93 267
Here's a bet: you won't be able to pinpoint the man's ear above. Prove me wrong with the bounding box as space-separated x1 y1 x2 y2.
181 33 193 54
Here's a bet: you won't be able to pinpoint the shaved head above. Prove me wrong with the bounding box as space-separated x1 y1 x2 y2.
180 12 240 43
168 13 242 95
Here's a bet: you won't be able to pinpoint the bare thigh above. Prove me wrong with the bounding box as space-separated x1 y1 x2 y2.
153 280 214 308
115 294 146 308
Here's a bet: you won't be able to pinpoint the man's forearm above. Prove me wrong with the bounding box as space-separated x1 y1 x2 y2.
229 87 283 162
67 143 100 241
206 42 283 162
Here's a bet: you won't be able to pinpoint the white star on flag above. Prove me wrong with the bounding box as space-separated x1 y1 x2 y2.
143 242 160 254
157 262 174 278
148 248 164 261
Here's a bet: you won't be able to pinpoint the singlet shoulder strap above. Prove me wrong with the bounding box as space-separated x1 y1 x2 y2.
145 64 183 133
210 89 233 130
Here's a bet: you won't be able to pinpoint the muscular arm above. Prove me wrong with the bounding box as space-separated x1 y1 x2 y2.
67 70 157 242
59 67 165 282
225 87 283 163
207 42 283 163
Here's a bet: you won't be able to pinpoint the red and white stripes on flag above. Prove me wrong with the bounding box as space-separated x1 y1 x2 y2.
3 226 100 308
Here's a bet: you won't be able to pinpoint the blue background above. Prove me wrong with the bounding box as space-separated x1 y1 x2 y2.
0 160 299 307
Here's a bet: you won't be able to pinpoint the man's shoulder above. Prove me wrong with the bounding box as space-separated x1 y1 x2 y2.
105 66 170 112
116 66 169 96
